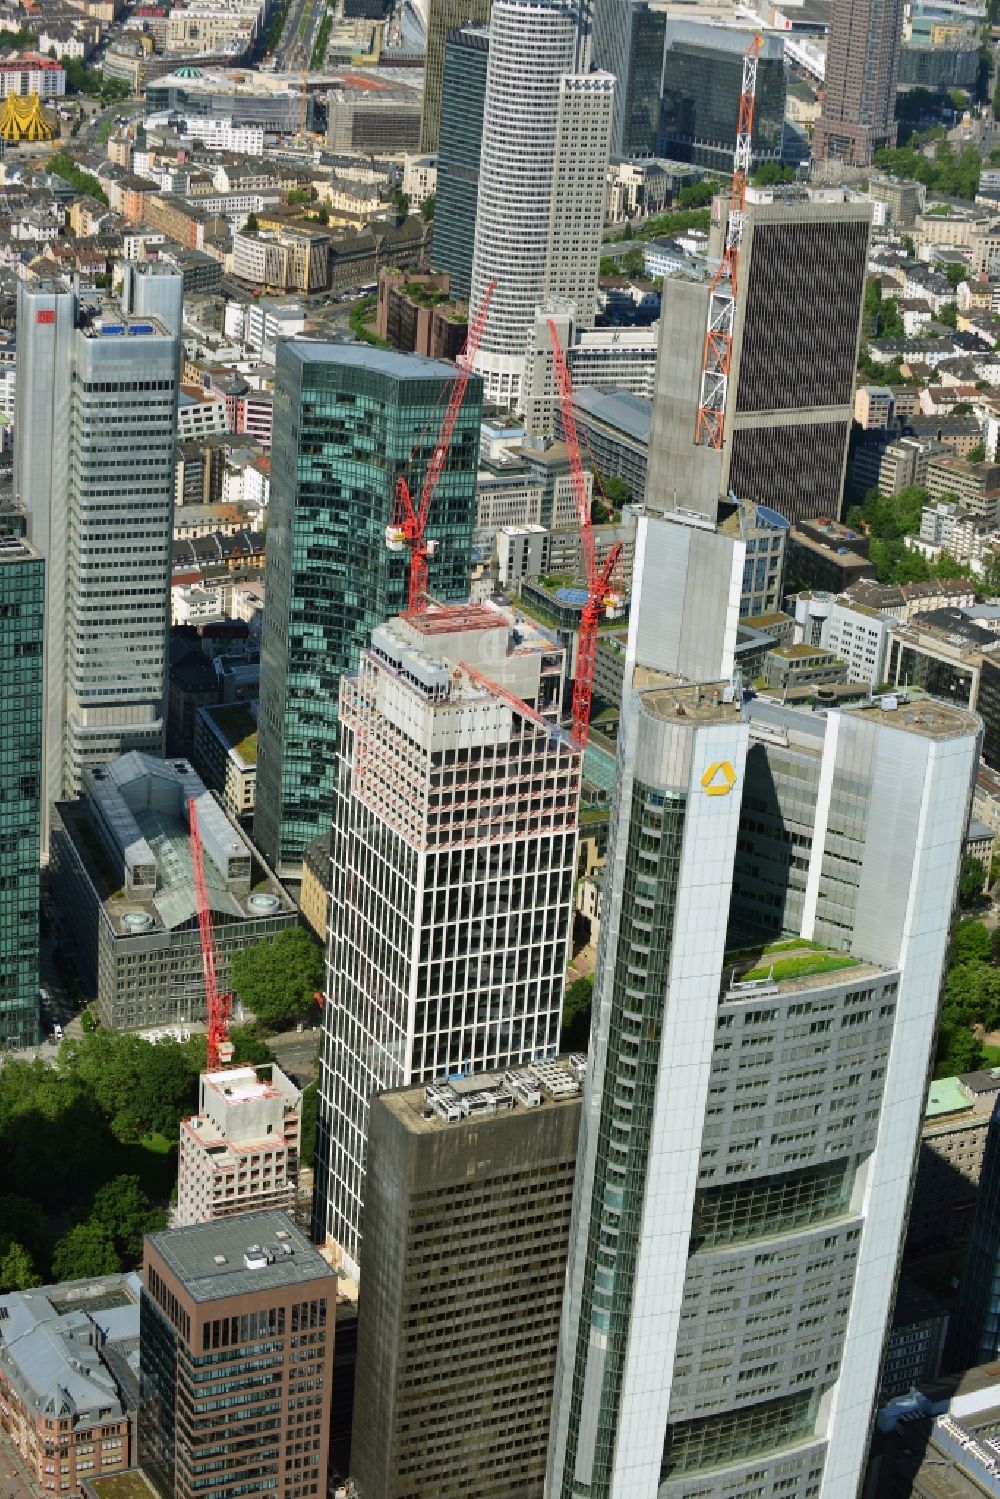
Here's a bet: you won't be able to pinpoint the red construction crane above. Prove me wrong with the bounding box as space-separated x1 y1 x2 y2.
694 32 762 448
188 797 233 1072
546 318 623 750
386 278 498 613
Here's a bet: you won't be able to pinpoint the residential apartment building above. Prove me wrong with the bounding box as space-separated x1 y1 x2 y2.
51 753 295 1031
177 1064 302 1226
15 276 181 852
254 341 480 877
139 1212 336 1499
792 591 892 686
0 1275 138 1496
192 701 257 820
545 493 979 1499
418 0 490 153
231 230 329 294
813 0 903 163
0 535 43 1047
429 25 489 298
352 1058 584 1498
469 0 613 408
924 456 1000 519
644 193 871 526
314 601 580 1273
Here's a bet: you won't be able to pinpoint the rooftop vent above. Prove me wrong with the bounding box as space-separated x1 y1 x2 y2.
213 1254 227 1265
243 1245 269 1270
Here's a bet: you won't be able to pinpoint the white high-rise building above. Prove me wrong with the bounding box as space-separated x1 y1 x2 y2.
15 273 181 849
469 0 613 410
544 495 980 1498
313 601 581 1274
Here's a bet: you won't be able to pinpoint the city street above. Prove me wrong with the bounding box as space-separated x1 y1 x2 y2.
0 1433 38 1499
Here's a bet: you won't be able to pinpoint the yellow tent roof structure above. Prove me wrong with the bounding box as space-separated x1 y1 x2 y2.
0 92 55 143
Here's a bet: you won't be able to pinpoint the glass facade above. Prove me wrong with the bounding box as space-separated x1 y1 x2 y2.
254 343 480 876
0 541 42 1047
950 1097 1000 1368
620 4 666 157
561 777 688 1499
659 31 786 171
430 27 488 300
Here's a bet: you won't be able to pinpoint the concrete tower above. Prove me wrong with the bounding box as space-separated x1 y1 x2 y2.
469 0 613 410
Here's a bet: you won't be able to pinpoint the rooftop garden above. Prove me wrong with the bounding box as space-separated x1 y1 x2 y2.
725 937 860 985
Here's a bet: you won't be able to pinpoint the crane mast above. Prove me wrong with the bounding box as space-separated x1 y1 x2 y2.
386 279 498 613
694 33 762 448
546 318 623 750
188 797 233 1072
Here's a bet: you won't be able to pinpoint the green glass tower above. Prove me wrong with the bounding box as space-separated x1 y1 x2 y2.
430 25 489 301
0 536 43 1047
254 342 481 878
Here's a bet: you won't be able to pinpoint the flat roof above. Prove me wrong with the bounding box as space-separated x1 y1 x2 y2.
283 340 461 382
382 1057 585 1136
926 1075 975 1119
844 696 981 742
635 675 743 728
147 1211 335 1303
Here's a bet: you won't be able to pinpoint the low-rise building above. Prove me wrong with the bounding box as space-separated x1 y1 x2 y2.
925 455 1000 520
786 517 877 593
886 607 1000 705
762 642 848 692
51 752 295 1031
192 701 257 820
0 1274 138 1497
792 591 892 686
231 229 329 293
177 1064 302 1226
299 829 331 942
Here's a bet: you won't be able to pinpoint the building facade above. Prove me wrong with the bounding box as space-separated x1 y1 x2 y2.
417 0 491 153
469 0 613 409
314 602 580 1273
644 193 871 527
659 24 787 171
139 1211 336 1499
813 0 904 164
0 535 43 1047
254 341 480 878
591 0 665 158
352 1059 584 1498
15 276 181 851
544 501 979 1499
177 1064 302 1226
51 753 295 1031
429 25 489 299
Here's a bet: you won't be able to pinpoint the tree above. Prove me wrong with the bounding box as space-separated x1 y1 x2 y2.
316 205 329 225
752 162 795 186
243 212 259 233
230 926 325 1032
952 917 993 964
935 1018 986 1077
945 262 967 288
969 443 987 463
419 191 435 223
562 975 593 1051
51 1222 120 1281
392 187 410 220
300 1080 318 1166
938 301 959 328
0 1242 41 1293
287 187 310 206
90 1175 165 1265
960 853 988 906
229 1025 276 1067
675 179 716 208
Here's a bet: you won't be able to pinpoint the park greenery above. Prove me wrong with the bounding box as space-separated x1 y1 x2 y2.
562 975 593 1051
310 8 333 67
63 58 130 104
934 867 1000 1078
48 151 108 206
873 138 982 201
230 926 325 1032
844 484 996 589
348 293 390 348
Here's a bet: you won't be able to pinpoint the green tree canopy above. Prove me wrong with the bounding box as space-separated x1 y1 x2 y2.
230 926 325 1032
960 853 988 907
90 1175 165 1265
0 1242 41 1293
752 162 796 186
419 191 435 222
562 975 593 1051
952 918 993 964
51 1222 121 1282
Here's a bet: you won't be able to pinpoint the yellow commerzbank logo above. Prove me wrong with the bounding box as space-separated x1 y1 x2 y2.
701 761 737 797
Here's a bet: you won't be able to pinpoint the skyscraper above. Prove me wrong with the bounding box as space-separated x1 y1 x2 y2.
15 278 181 849
418 0 491 153
430 24 489 300
313 601 580 1272
591 0 665 158
254 342 480 878
0 535 43 1048
352 1058 584 1498
813 0 903 166
544 496 979 1498
645 191 871 525
947 1095 1000 1370
659 23 787 171
469 0 613 409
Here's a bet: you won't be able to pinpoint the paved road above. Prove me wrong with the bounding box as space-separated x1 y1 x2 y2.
269 1025 323 1087
276 0 325 72
0 1430 39 1498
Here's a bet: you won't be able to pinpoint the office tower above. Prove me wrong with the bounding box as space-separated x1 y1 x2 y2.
659 24 787 171
469 0 613 409
139 1211 336 1499
352 1057 584 1498
545 501 979 1499
314 601 580 1272
430 24 489 300
644 192 871 525
813 0 903 166
176 1064 302 1226
591 0 665 158
418 0 491 152
254 342 481 878
0 535 42 1048
948 1096 1000 1369
15 280 180 851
